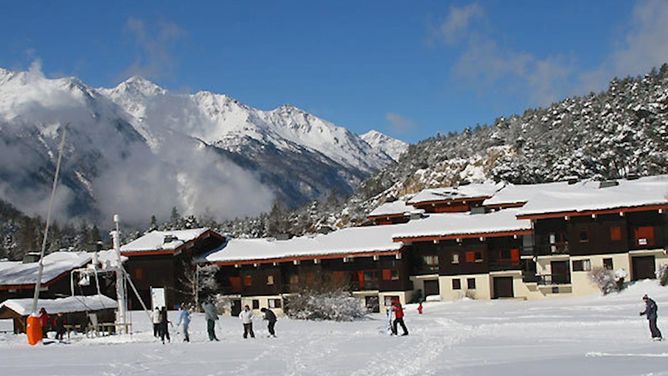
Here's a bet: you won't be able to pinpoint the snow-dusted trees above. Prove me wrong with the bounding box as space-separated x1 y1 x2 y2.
657 264 668 287
284 281 368 321
179 262 220 308
589 267 618 295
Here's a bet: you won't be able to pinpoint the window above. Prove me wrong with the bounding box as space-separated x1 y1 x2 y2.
252 299 259 309
572 259 591 272
578 229 589 243
266 275 274 285
603 258 613 270
243 275 252 287
382 269 400 281
269 299 282 308
422 255 439 271
289 274 299 285
610 226 622 241
465 251 475 263
475 252 483 262
634 226 655 246
452 279 461 290
467 278 476 289
451 253 460 264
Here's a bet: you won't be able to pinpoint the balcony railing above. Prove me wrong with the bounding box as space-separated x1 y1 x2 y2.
536 274 571 285
488 259 522 271
535 242 569 256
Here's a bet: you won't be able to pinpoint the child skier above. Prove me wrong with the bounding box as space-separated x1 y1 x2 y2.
176 304 191 342
240 305 255 338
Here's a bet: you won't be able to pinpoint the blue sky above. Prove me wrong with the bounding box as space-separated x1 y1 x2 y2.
1 1 667 143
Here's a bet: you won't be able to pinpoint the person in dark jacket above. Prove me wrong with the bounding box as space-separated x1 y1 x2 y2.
392 301 409 336
159 307 171 344
260 307 277 337
202 301 220 341
639 294 662 340
54 312 66 341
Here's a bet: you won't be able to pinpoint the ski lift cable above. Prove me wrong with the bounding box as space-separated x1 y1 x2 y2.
31 127 67 316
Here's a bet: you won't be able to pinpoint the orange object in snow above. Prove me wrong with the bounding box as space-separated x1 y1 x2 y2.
26 315 43 345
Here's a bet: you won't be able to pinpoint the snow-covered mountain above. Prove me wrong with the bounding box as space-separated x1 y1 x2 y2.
0 65 398 225
360 130 408 161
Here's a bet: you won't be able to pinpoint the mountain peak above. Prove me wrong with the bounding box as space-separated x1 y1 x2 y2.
115 76 165 97
360 130 408 162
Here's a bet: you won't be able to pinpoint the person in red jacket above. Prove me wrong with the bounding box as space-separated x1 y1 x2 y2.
392 301 409 336
417 302 423 315
38 307 49 338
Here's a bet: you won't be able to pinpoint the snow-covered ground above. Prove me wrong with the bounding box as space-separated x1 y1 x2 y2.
1 281 666 375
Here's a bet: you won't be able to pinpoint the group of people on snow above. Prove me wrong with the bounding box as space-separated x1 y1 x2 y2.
37 308 67 341
155 301 278 343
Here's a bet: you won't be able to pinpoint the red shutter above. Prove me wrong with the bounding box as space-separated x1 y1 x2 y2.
229 277 241 291
635 226 655 246
243 275 252 287
510 248 520 264
610 226 622 241
465 251 475 263
382 269 392 281
357 271 365 285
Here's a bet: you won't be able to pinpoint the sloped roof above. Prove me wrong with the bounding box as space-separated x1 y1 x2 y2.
407 183 500 205
0 294 117 316
121 228 210 253
392 209 532 241
516 175 668 218
205 224 404 264
368 200 422 217
0 252 91 287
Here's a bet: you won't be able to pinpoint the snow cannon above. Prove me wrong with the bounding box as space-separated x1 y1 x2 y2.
26 315 42 345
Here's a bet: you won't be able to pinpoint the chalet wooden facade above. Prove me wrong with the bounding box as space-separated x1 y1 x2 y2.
120 229 226 310
198 176 668 312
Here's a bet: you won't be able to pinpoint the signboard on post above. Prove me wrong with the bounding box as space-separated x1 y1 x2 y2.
151 287 166 310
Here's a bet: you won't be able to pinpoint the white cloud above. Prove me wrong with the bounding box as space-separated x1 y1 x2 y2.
437 3 484 45
442 1 668 106
122 17 185 80
385 113 417 134
580 0 668 91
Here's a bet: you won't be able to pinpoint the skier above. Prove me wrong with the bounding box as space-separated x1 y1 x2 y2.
159 306 171 344
202 300 220 341
639 294 662 340
176 303 191 342
151 307 161 337
260 307 277 337
38 307 50 338
54 312 66 341
417 302 423 315
240 305 255 338
392 301 409 336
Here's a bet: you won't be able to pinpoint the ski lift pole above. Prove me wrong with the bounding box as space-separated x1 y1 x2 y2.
112 215 128 334
28 128 66 345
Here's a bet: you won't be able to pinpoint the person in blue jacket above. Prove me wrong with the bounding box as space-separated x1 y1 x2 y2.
176 303 192 342
639 294 662 340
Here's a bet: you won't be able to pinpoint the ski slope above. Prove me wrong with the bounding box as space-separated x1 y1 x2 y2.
1 281 666 375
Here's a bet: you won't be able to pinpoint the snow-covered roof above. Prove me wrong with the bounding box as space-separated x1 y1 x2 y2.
0 252 91 287
0 294 117 316
483 181 572 207
368 200 422 217
407 183 500 205
392 209 532 240
516 175 668 218
121 228 210 253
205 224 405 263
